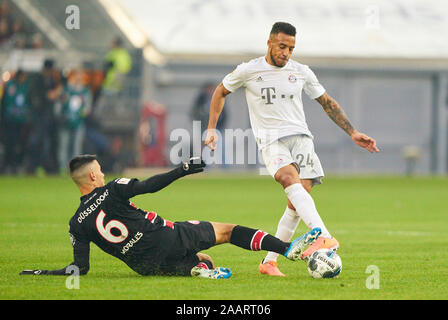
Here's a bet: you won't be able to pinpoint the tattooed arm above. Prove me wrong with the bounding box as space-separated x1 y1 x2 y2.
316 92 355 135
315 92 379 153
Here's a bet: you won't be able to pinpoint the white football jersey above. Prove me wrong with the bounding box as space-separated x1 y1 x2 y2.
222 57 325 149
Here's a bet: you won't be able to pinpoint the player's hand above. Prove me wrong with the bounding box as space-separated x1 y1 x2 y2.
19 269 48 275
204 129 218 151
351 130 379 153
181 156 206 175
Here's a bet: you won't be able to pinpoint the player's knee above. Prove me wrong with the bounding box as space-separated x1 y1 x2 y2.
274 172 296 188
212 222 236 244
223 224 236 243
218 224 237 243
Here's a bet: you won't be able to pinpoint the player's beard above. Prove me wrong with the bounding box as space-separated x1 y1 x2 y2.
270 49 286 68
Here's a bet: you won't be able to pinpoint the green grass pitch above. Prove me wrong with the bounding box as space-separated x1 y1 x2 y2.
0 173 447 300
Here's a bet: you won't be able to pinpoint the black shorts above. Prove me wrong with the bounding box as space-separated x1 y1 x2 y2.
159 221 216 276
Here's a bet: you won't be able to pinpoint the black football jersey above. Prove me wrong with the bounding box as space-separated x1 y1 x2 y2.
68 178 177 275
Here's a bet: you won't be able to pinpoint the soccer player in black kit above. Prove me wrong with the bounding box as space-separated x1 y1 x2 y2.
20 155 321 279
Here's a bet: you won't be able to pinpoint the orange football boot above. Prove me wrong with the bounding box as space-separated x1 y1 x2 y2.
258 260 285 277
300 237 339 260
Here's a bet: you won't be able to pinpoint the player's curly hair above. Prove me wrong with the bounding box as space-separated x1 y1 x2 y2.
270 22 296 37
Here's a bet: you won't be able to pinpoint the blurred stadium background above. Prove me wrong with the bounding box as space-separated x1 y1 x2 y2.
1 0 448 301
1 0 447 176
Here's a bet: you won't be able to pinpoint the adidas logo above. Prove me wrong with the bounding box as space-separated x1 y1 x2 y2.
256 76 263 82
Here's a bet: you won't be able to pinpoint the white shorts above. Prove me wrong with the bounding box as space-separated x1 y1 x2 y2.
261 135 324 186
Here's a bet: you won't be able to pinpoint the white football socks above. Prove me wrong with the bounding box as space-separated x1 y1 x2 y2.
264 206 300 262
284 183 331 239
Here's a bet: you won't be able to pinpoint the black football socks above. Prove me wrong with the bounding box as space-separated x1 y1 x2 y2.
229 225 290 255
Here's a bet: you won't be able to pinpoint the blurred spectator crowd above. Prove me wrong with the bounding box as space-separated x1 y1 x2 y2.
0 0 135 175
0 1 43 50
0 57 128 175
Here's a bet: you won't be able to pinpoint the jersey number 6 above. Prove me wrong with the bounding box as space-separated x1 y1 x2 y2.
96 210 129 243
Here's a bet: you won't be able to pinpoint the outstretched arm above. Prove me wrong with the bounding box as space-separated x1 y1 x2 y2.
20 236 90 276
315 92 379 153
133 158 205 194
113 157 206 199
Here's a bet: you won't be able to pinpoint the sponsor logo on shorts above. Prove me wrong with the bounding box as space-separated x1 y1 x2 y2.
188 220 200 225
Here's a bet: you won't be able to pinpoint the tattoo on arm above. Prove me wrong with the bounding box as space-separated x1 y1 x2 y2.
316 93 354 136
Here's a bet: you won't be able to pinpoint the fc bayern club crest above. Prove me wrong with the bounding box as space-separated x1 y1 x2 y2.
288 74 297 83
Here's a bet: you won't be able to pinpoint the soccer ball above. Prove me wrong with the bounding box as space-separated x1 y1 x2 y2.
307 249 342 279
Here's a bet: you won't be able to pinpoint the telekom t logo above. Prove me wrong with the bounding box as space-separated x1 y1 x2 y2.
261 87 295 104
261 87 276 105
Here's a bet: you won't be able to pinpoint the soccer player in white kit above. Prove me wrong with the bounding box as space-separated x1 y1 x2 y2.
205 22 379 276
